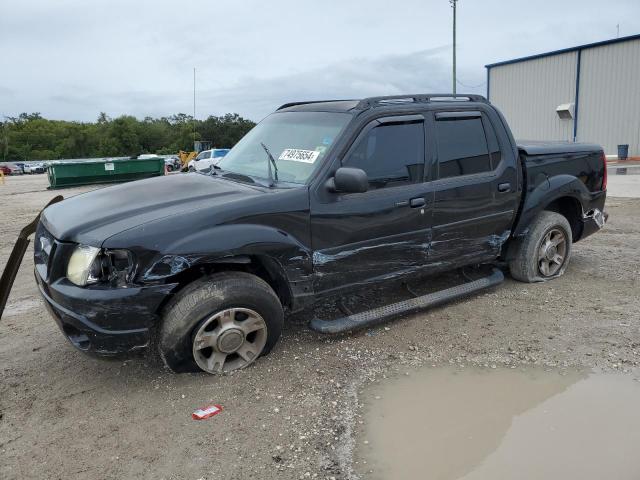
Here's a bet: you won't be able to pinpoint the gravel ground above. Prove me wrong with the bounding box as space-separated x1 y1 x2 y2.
1 174 639 480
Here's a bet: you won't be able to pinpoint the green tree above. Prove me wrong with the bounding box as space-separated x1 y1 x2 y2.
1 112 255 161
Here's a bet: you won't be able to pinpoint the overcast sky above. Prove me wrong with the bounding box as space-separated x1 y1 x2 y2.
1 0 638 122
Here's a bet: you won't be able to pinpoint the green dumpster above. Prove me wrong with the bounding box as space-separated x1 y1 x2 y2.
48 157 165 189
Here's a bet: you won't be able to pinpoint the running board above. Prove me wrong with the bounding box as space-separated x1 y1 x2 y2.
310 268 504 334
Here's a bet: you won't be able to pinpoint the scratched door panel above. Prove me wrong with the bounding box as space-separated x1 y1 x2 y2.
311 183 432 293
310 118 431 294
429 111 518 267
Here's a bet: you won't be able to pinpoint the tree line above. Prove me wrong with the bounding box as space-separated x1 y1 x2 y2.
0 112 256 161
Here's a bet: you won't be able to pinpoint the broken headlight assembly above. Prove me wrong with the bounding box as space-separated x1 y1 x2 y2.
66 245 135 287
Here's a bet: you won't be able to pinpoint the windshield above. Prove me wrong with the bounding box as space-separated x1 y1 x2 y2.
217 111 351 185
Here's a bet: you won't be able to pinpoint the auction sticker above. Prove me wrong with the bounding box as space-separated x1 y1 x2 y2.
278 148 320 164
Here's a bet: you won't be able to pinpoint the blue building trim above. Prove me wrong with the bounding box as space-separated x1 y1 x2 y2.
484 33 640 68
573 49 582 142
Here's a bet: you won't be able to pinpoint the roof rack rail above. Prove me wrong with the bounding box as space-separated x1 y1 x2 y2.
354 93 488 109
276 99 355 111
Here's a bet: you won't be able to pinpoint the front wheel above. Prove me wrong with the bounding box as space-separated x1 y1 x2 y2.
509 211 573 283
158 272 283 374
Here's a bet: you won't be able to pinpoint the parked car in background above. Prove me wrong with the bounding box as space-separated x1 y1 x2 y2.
164 157 181 172
23 162 46 174
0 163 24 175
187 148 230 172
14 162 26 173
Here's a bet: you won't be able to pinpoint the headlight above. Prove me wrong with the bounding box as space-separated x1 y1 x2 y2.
66 246 135 287
67 245 101 286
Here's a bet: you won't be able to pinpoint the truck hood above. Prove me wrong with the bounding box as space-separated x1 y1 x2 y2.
41 173 266 245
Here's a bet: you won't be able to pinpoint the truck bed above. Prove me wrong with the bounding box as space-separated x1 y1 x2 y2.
518 140 605 194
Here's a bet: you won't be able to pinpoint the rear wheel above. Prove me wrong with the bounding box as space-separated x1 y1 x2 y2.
158 272 283 374
509 211 573 283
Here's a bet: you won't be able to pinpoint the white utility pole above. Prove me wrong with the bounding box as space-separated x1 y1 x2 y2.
450 0 458 95
193 67 197 150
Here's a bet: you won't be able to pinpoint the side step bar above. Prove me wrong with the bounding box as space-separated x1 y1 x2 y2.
310 268 504 334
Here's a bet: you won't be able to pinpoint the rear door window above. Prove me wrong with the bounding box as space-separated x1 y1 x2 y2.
343 120 425 190
434 114 491 179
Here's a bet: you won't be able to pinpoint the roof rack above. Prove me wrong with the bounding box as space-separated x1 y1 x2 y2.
276 99 356 111
354 93 488 109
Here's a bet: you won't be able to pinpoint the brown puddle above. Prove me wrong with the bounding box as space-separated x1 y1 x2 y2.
356 367 640 480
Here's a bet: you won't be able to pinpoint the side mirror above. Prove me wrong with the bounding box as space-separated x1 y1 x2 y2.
327 167 368 193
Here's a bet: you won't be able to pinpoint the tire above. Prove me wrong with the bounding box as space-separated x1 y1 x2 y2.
188 166 195 172
509 211 573 283
166 165 173 172
158 272 283 374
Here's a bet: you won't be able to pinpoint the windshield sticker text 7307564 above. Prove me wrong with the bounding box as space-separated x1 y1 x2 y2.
278 149 320 164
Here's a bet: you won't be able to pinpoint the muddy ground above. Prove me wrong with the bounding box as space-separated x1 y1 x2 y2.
1 174 639 479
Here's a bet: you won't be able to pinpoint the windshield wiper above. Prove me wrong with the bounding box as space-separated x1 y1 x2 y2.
260 142 279 187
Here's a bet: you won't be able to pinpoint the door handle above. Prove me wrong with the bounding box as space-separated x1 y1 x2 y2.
410 197 426 208
497 182 511 193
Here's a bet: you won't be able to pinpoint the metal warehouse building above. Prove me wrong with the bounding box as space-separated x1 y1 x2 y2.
486 34 640 158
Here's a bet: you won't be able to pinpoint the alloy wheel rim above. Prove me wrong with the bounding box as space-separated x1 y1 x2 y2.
537 228 567 277
192 307 267 374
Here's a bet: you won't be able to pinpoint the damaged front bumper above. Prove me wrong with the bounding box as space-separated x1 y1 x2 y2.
36 270 177 355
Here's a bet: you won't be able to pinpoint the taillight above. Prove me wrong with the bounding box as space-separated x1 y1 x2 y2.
601 151 607 191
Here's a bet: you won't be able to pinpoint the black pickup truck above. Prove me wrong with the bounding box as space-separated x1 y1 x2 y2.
25 94 607 374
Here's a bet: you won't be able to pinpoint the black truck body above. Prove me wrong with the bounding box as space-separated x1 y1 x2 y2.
30 94 607 373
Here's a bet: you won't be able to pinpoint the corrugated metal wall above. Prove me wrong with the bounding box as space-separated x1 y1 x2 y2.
577 38 640 156
488 37 640 156
488 51 577 141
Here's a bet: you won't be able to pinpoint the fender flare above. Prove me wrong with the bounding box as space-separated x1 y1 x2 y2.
513 174 589 237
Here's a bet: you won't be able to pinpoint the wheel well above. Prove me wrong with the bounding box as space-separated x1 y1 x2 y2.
544 197 583 241
158 256 293 312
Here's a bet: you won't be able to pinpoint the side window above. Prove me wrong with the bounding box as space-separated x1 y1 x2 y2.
435 116 491 179
195 151 208 160
343 121 425 190
482 116 502 168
